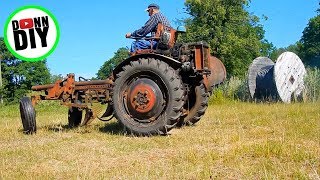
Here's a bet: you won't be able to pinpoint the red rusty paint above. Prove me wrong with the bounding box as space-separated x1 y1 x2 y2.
128 83 156 113
207 56 227 87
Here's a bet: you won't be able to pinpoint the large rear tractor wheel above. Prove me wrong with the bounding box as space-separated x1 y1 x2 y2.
20 97 36 134
113 58 185 136
179 83 209 126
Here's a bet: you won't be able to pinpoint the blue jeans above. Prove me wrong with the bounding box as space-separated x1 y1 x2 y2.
130 40 158 53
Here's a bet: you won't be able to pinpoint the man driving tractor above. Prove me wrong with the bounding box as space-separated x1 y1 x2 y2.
125 3 171 53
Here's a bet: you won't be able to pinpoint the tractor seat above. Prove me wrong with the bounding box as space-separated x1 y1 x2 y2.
130 24 186 55
154 23 177 50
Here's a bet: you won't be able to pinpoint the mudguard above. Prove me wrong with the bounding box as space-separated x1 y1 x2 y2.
205 56 227 93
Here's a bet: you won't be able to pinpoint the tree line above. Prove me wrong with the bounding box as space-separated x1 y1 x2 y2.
1 0 319 103
97 1 319 78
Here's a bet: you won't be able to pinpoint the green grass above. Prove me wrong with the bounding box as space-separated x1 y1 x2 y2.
0 102 319 179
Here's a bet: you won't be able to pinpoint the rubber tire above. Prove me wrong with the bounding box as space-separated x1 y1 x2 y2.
113 58 185 136
208 84 214 96
20 97 36 134
208 83 221 96
68 107 82 127
180 83 209 126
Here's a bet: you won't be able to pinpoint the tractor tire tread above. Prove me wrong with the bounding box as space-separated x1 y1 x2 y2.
113 58 185 136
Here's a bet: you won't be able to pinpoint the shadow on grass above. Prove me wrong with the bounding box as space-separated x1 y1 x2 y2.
42 121 168 137
99 122 174 137
98 121 125 135
38 121 124 135
43 124 107 134
44 124 73 132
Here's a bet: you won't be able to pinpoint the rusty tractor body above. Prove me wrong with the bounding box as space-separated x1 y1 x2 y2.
20 24 226 135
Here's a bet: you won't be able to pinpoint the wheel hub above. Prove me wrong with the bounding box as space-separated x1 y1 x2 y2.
130 86 155 113
126 78 164 120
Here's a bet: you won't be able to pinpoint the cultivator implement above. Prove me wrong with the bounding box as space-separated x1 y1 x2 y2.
28 74 114 127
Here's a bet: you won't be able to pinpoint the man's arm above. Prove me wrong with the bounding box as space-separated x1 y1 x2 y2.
131 15 158 37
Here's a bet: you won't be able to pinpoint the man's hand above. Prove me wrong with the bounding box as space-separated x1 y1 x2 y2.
125 33 131 38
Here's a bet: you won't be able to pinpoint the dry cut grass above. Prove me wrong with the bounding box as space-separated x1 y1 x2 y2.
0 101 319 179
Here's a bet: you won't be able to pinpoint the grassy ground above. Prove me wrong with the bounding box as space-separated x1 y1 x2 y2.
0 101 319 179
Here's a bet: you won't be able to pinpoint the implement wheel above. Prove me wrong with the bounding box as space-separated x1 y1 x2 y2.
68 107 82 127
113 58 185 136
20 97 36 134
179 83 209 126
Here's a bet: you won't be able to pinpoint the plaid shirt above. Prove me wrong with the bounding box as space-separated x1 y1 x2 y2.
132 12 171 37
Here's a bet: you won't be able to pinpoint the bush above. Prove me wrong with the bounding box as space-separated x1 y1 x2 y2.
209 77 250 105
304 68 320 102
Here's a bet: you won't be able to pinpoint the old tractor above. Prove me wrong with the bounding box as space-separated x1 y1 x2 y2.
20 24 226 136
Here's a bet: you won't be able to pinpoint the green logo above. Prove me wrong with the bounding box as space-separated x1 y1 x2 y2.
4 5 60 62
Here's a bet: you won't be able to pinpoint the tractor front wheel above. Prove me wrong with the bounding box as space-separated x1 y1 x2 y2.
179 83 209 126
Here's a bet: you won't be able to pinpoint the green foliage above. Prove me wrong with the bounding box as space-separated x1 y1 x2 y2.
97 48 129 79
298 14 320 67
181 0 273 77
50 74 64 83
304 68 320 102
209 76 249 105
0 37 51 103
208 89 225 105
269 43 300 60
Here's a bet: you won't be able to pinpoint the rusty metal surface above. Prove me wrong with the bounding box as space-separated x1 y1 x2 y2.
32 79 113 91
74 84 111 91
30 73 114 126
154 23 177 48
125 78 165 121
207 56 227 89
128 83 157 113
31 96 40 107
194 44 210 71
195 47 203 71
81 109 94 126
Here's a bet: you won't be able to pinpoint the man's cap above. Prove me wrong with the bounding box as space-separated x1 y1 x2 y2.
145 3 160 11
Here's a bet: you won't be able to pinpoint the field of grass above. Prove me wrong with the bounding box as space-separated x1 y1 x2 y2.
0 101 319 179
